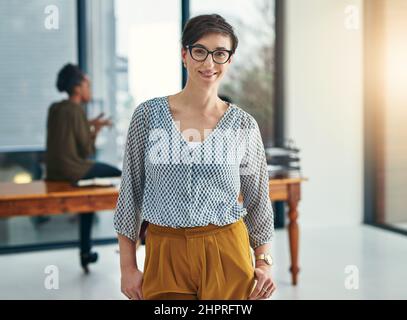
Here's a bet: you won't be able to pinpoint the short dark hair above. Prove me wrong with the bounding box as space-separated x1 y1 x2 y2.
182 14 238 53
56 63 85 95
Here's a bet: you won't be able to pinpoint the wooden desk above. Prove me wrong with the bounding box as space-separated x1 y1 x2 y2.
0 177 306 285
268 178 306 285
0 181 118 216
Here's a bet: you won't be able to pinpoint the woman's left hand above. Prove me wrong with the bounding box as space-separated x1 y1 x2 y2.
248 264 276 300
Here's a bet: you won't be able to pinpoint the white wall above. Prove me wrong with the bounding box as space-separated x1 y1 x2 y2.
285 0 364 227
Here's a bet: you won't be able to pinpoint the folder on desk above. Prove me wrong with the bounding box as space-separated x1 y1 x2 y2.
74 177 121 187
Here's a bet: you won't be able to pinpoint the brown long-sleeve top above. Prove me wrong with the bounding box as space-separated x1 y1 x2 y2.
45 100 95 182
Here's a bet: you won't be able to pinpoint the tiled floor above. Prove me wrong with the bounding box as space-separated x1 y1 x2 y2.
0 225 406 300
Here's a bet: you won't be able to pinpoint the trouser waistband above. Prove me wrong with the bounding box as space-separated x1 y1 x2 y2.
147 218 244 238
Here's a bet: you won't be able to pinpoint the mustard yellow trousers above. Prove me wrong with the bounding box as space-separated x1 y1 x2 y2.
142 218 256 300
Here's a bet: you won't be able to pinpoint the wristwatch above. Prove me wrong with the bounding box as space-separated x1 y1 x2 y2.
255 253 273 266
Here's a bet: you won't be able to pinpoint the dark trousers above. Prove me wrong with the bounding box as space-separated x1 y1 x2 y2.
79 162 122 254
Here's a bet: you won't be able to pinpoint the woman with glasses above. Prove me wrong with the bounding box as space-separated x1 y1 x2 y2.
114 14 275 300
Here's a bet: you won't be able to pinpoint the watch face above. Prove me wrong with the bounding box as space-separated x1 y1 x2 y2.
265 255 273 265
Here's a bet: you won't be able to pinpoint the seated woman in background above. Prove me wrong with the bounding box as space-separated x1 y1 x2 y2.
45 63 122 273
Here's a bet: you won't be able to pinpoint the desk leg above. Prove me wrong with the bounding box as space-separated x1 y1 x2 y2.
287 183 300 285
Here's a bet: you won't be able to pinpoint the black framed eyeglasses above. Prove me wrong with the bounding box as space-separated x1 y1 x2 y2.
186 45 233 64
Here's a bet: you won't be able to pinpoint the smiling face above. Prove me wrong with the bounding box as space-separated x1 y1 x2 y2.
182 32 234 88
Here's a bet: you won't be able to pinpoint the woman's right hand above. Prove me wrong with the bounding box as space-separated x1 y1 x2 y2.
121 267 144 300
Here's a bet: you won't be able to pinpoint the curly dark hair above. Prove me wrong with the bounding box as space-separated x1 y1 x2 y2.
56 63 85 95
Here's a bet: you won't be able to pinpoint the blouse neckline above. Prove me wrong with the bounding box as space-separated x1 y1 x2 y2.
163 95 234 148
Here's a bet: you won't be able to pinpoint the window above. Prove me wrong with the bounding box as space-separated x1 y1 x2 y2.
0 0 79 250
0 0 77 151
87 0 182 168
365 0 407 233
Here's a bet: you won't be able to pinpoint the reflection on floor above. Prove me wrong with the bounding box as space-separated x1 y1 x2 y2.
0 225 406 299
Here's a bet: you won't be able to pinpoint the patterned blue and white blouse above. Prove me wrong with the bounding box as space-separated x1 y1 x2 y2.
113 96 274 248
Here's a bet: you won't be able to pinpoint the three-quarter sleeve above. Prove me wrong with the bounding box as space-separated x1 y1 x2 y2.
114 102 148 242
240 117 274 249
